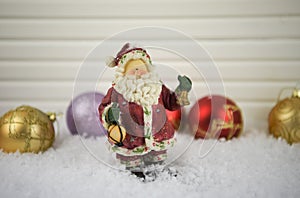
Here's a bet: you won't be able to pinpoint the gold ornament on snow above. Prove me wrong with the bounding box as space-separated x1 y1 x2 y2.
0 105 56 153
269 88 300 144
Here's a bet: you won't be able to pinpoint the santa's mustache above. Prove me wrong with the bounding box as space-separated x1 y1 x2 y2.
113 71 162 107
124 72 151 80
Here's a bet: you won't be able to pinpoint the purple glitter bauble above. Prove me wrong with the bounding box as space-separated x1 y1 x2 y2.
66 92 106 137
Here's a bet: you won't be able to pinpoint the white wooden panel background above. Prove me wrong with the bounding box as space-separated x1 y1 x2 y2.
0 0 299 131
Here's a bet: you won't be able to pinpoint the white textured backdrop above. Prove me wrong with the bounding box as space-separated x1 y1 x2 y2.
0 0 300 131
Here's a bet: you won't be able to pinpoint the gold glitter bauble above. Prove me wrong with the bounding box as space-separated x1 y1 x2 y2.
0 105 56 153
269 89 300 144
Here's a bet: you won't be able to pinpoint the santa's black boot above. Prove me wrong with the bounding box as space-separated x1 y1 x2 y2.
131 171 146 179
126 166 147 180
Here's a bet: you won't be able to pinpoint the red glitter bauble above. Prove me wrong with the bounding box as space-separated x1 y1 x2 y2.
188 95 243 139
166 108 183 131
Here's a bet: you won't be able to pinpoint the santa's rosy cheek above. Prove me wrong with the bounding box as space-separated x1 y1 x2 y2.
125 70 136 75
137 69 148 76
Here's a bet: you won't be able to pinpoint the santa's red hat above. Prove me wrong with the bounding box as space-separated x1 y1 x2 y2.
105 43 152 70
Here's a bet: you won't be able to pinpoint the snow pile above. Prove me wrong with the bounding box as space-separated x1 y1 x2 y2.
0 130 299 198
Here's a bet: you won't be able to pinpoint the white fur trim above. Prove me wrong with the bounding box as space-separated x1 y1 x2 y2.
105 56 116 67
144 106 155 149
107 135 176 156
101 103 113 130
117 50 152 71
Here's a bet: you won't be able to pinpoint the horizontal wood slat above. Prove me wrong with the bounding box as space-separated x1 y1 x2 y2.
0 0 299 18
0 61 299 81
0 40 299 61
0 17 299 40
0 81 294 102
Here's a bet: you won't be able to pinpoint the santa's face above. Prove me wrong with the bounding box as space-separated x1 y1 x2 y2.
114 58 162 106
124 59 148 78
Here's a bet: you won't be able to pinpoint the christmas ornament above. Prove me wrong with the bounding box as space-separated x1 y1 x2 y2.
66 92 106 137
0 105 56 153
269 88 300 144
188 95 243 139
166 108 183 131
107 124 126 146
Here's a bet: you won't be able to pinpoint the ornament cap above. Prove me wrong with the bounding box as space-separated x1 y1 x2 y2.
277 87 294 102
47 112 63 122
292 89 300 98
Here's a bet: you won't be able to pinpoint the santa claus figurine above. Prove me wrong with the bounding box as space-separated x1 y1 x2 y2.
99 43 192 178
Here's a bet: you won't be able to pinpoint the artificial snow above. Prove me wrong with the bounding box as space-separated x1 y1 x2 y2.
0 129 299 198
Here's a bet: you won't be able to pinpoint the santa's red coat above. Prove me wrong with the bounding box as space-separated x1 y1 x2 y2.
98 85 180 149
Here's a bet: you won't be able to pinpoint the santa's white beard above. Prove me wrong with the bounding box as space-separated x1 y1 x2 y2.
113 72 162 107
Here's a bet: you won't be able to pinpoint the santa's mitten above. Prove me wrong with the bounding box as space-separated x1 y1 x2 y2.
175 75 192 106
105 102 120 125
176 75 192 92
